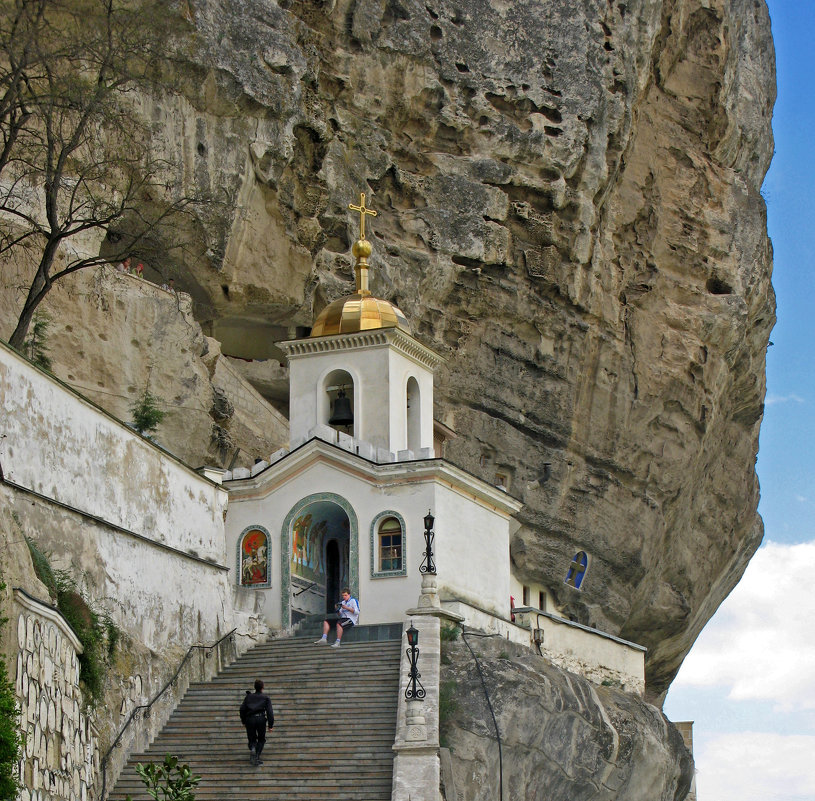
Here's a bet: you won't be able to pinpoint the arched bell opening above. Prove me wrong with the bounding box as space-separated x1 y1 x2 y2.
406 376 421 453
322 368 355 438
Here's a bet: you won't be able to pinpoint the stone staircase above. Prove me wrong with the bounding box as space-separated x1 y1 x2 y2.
108 630 403 801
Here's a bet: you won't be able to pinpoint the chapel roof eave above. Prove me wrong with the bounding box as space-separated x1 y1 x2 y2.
223 436 523 517
278 326 446 371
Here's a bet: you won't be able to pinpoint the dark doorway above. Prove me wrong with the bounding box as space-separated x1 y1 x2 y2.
325 539 340 614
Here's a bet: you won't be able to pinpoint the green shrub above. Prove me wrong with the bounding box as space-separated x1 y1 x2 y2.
24 312 52 371
126 754 201 801
0 580 22 800
25 536 58 599
130 387 166 436
439 679 458 720
24 540 120 704
439 679 458 749
440 623 461 642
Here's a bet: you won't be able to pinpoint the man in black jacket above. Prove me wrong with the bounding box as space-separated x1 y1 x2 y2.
239 679 274 765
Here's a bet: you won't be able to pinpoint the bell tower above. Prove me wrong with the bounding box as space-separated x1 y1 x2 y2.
279 194 444 460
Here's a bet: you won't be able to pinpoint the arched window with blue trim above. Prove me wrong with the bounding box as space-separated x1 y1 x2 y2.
370 511 407 578
565 551 589 590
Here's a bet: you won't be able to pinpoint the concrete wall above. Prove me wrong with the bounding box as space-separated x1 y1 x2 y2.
442 600 645 693
0 342 228 563
387 347 434 453
283 330 440 454
225 459 433 627
512 608 645 694
0 343 244 793
435 484 512 620
225 446 519 631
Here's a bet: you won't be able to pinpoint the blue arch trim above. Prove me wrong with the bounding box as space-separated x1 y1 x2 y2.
280 492 358 628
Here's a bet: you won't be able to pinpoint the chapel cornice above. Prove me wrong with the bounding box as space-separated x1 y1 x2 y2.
225 437 522 517
279 328 445 371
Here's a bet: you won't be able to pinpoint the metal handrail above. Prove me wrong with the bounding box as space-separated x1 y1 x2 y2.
99 627 237 799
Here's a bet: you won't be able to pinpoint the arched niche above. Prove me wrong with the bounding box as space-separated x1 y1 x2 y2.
322 368 356 438
280 493 359 628
406 376 421 452
236 526 272 588
565 551 589 590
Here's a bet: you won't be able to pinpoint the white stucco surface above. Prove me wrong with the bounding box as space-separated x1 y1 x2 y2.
224 439 521 629
282 329 441 454
0 342 228 563
511 607 645 693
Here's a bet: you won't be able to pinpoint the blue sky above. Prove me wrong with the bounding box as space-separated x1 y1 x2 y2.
663 3 815 799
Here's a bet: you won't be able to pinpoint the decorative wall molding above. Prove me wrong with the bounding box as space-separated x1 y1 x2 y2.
280 328 445 371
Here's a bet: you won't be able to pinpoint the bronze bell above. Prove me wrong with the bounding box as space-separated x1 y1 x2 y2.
329 389 354 427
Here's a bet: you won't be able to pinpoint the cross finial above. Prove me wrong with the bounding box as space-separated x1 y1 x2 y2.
349 192 377 240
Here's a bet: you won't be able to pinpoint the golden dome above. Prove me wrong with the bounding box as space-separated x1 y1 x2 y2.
310 292 411 337
310 192 410 338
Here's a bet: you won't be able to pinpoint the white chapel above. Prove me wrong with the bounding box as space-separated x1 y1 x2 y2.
222 194 523 631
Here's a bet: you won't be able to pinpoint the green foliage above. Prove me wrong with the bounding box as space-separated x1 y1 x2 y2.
439 679 458 749
54 572 122 703
125 754 201 801
0 580 22 800
439 679 458 721
440 623 461 642
24 540 120 704
23 312 52 370
130 387 166 436
25 536 58 599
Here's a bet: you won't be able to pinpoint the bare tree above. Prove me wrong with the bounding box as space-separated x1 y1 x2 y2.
0 0 205 349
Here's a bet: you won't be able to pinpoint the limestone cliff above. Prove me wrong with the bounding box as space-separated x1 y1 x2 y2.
0 0 775 706
440 635 693 800
158 0 773 702
0 265 289 469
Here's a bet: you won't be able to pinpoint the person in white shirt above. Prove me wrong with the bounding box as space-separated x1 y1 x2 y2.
314 589 359 648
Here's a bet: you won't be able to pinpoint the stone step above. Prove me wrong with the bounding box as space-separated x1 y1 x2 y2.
108 634 403 801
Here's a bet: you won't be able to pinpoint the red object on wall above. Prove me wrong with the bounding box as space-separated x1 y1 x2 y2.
510 595 516 623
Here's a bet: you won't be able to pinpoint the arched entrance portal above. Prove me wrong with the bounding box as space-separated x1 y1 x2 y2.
281 494 358 628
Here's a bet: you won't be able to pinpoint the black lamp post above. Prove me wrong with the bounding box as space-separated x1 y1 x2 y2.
404 622 425 700
419 510 436 575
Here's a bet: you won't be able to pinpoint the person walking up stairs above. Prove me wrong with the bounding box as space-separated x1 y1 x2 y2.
109 630 401 800
239 679 274 765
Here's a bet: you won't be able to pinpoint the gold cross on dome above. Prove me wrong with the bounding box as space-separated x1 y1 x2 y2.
349 192 377 240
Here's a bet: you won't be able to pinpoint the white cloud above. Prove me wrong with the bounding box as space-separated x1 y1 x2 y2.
697 732 815 801
765 393 805 406
795 495 808 503
674 542 815 711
